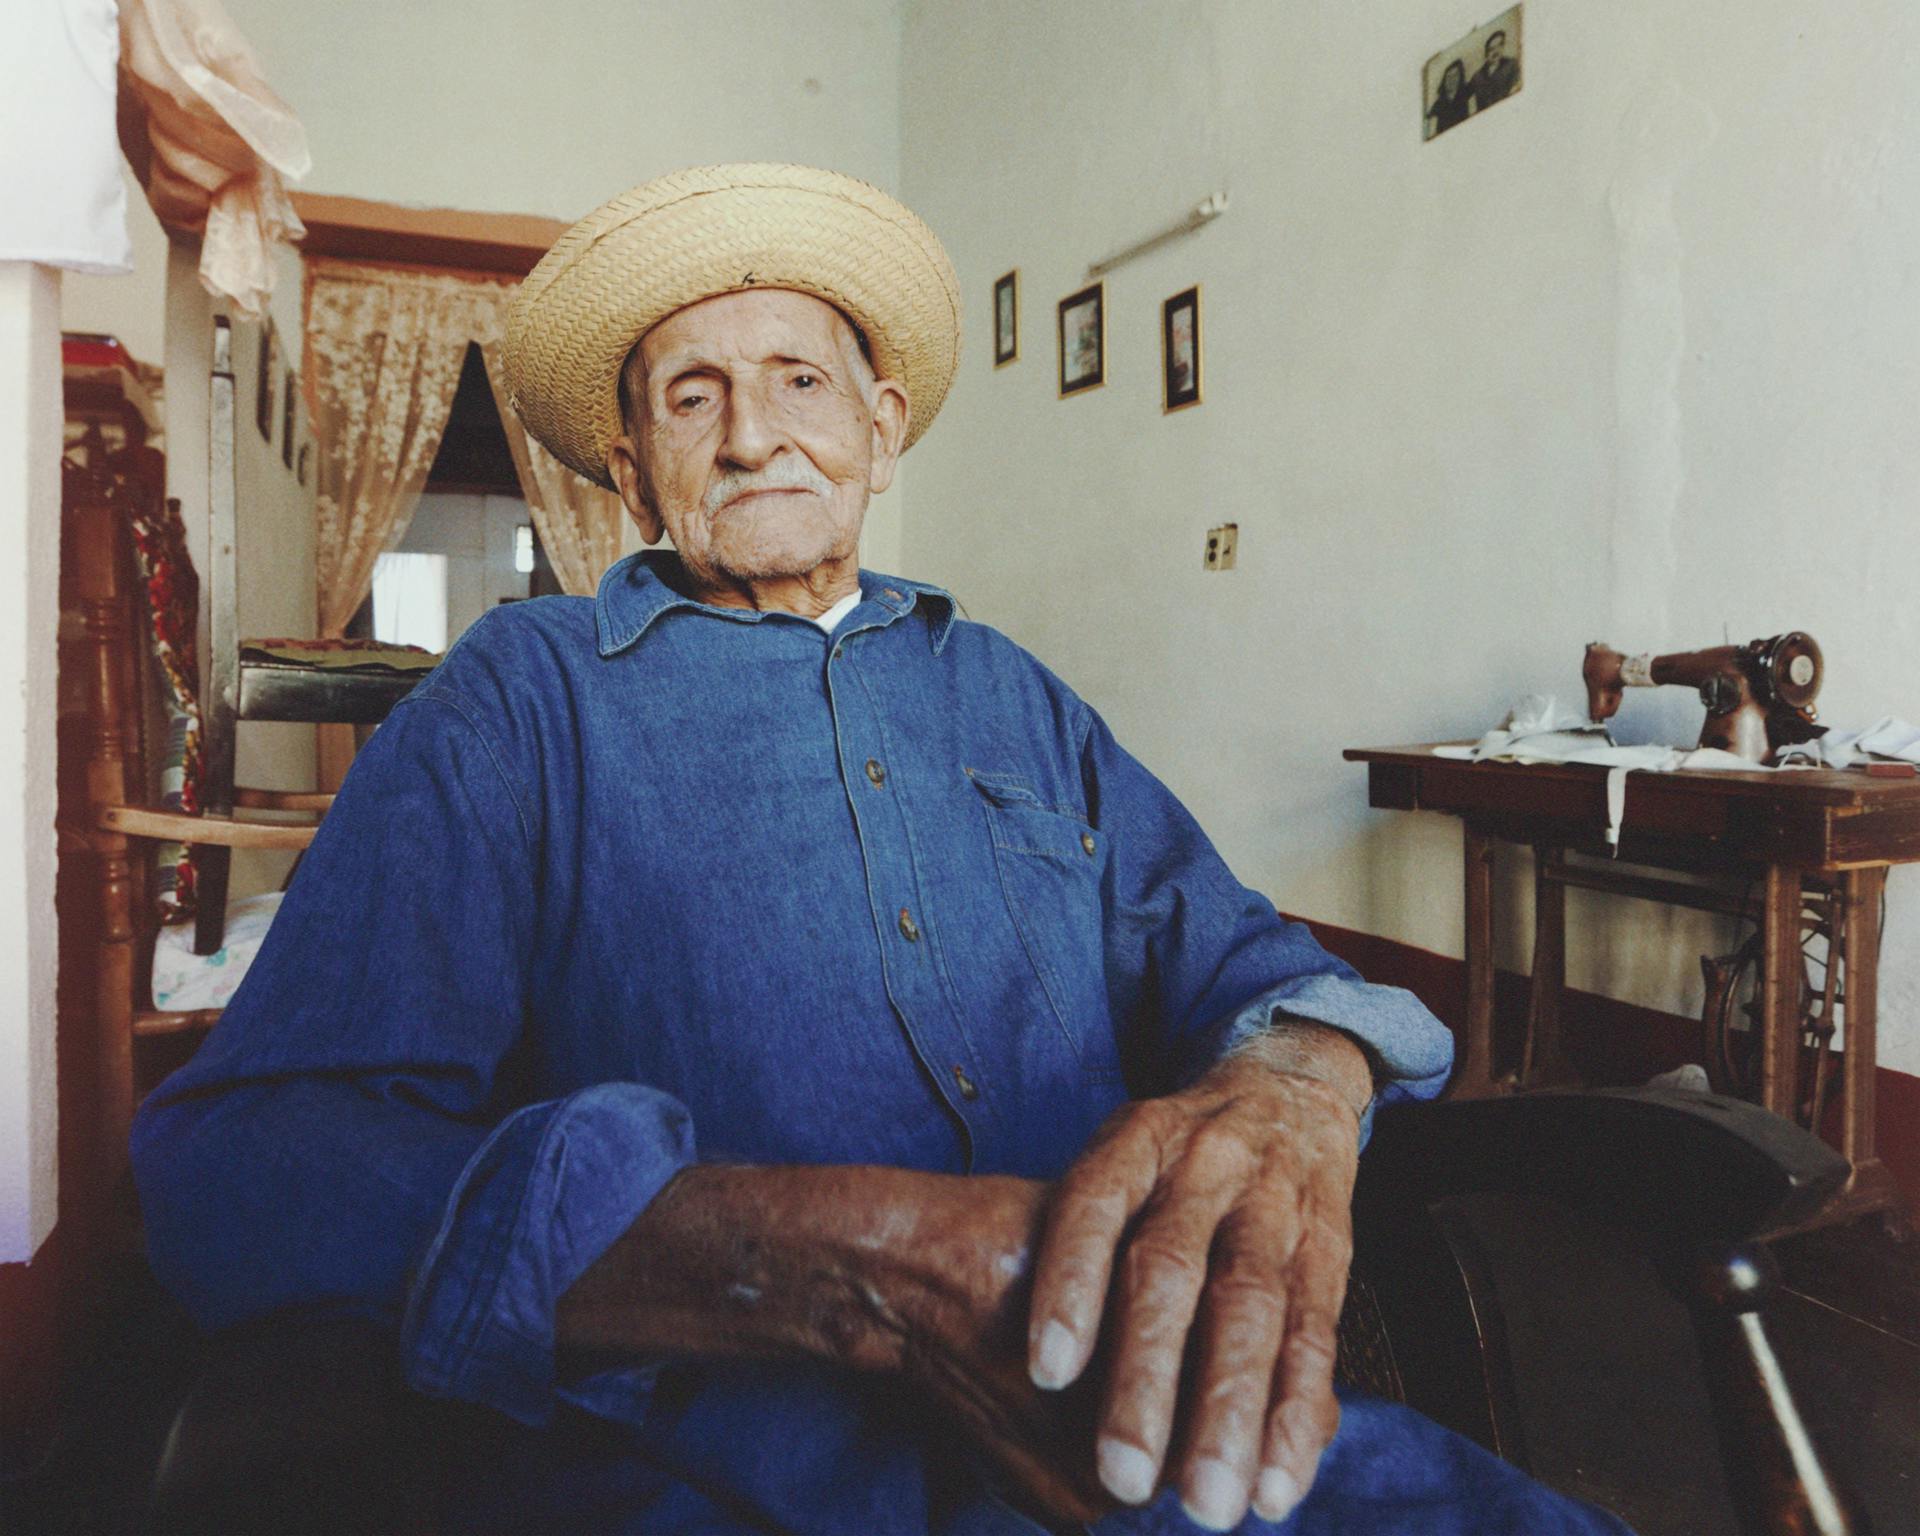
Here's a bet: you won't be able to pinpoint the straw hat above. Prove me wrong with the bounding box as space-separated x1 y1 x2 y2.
503 163 962 489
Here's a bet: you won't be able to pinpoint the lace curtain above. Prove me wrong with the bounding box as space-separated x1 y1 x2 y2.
306 260 629 636
479 345 629 599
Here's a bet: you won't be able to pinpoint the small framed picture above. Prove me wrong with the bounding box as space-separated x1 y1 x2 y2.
1161 286 1202 412
993 270 1019 367
1423 3 1523 141
1057 282 1105 398
254 322 276 441
281 370 297 467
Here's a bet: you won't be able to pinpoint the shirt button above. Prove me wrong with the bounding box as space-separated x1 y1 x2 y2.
898 908 920 942
866 759 887 788
952 1065 979 1100
1080 832 1097 856
832 644 844 660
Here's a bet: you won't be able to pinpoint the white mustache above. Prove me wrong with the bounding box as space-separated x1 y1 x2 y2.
704 458 835 516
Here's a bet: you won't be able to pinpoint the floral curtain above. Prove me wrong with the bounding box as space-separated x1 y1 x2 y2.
305 261 513 635
479 343 629 598
307 258 631 639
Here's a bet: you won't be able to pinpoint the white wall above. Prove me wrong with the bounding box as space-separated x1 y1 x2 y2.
60 165 171 369
399 491 536 643
0 265 63 1261
900 0 1920 1075
223 0 901 221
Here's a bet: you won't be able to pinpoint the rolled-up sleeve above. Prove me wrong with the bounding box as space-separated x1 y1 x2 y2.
131 684 695 1428
402 1082 694 1424
1077 706 1454 1128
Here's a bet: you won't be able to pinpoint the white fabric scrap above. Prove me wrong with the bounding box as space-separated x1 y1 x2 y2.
1778 716 1920 770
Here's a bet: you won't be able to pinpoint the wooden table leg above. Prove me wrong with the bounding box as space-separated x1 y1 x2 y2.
1522 846 1578 1087
1834 866 1905 1224
1758 865 1803 1122
1452 825 1504 1098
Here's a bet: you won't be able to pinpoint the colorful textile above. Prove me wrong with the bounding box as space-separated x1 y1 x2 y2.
126 492 204 918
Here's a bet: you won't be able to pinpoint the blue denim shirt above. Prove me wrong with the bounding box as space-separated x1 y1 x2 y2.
132 553 1458 1533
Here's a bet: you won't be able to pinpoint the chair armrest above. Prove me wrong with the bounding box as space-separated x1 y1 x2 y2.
1357 1087 1848 1244
1350 1087 1863 1534
96 804 319 850
234 786 336 812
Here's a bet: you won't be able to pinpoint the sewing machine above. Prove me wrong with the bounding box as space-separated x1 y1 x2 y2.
1582 633 1827 764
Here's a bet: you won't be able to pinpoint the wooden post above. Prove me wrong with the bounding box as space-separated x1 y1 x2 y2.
72 495 143 1185
1454 825 1502 1098
1522 846 1576 1087
1758 865 1803 1122
1840 868 1884 1195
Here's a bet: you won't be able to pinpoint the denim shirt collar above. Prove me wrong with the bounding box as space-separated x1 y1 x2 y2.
595 550 957 658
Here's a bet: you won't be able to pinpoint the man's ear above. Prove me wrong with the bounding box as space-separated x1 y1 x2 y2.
866 380 910 496
607 433 665 545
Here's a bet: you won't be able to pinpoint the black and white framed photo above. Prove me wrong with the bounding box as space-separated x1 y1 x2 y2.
1423 4 1522 141
1057 282 1104 397
1161 285 1202 413
993 269 1019 367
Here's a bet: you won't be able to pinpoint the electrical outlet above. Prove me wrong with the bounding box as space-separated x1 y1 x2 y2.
1203 523 1239 571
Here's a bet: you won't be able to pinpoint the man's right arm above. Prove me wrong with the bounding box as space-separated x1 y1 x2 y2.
134 686 685 1426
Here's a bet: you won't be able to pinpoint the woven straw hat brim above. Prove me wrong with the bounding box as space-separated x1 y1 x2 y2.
504 163 962 489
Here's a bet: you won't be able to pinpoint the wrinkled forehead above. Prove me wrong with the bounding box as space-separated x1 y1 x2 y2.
636 288 872 378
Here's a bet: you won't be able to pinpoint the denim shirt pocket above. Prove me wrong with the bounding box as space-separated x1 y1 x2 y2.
966 770 1121 1084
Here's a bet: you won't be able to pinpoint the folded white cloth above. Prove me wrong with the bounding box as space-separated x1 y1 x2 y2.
1434 695 1760 846
1778 716 1920 769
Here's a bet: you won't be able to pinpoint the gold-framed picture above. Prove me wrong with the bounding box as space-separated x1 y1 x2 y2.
1162 285 1202 412
1057 282 1104 398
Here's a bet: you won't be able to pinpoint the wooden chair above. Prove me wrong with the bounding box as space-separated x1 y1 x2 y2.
58 421 327 1190
191 316 438 955
144 1089 1863 1536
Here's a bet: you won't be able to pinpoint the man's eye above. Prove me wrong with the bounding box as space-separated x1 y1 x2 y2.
672 393 708 412
791 373 819 390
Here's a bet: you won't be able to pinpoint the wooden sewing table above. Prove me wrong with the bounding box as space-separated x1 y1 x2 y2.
1345 745 1918 1227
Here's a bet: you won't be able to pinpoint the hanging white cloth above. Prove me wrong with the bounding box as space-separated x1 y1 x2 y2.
118 0 311 316
0 0 132 273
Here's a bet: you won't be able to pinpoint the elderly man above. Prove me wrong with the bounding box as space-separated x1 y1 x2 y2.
133 166 1627 1535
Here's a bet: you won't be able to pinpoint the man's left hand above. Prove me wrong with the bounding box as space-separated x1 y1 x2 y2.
1025 1023 1371 1531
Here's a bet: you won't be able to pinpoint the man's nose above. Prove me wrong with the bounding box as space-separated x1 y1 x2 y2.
719 380 785 469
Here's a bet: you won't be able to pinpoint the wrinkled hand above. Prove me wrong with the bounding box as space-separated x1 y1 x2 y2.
890 1176 1117 1526
1025 1028 1369 1530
